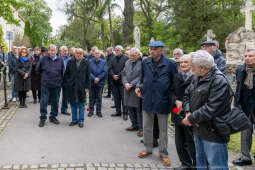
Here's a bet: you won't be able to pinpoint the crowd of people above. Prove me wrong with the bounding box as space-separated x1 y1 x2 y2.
0 39 254 169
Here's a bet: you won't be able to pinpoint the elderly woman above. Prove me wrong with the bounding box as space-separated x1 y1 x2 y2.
14 47 32 108
182 50 232 170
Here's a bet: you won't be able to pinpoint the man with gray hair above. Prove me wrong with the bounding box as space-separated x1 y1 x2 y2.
36 44 64 127
122 47 143 135
173 48 184 61
109 45 129 120
59 46 71 116
182 50 232 169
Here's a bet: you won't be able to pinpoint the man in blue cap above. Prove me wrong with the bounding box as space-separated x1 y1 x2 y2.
135 41 178 166
201 40 226 74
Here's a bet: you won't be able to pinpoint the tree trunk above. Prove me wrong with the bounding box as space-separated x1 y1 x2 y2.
108 4 115 47
101 20 106 51
82 20 88 51
123 0 134 46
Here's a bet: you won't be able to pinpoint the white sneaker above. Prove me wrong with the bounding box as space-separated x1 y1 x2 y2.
12 98 16 102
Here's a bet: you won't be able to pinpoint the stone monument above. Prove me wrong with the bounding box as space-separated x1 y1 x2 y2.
134 25 140 49
205 29 216 41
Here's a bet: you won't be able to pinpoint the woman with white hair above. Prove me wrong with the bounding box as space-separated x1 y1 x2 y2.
182 50 232 170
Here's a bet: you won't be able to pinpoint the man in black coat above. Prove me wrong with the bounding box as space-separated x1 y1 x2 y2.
232 49 255 166
64 48 90 128
109 45 129 120
105 47 115 98
173 55 196 170
182 50 232 169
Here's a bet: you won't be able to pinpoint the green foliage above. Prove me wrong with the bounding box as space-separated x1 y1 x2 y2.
0 25 8 51
168 0 245 52
19 0 52 47
0 0 24 25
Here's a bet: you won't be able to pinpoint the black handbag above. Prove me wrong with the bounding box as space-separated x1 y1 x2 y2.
213 74 252 135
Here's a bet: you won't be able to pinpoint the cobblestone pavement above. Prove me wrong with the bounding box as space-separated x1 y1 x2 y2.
0 92 254 170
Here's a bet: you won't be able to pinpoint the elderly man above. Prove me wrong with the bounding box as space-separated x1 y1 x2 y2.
201 40 226 74
122 47 143 135
173 54 196 170
64 48 90 128
232 49 255 166
109 45 129 120
105 47 115 98
173 48 184 61
59 46 71 116
8 46 18 102
36 44 64 127
182 50 232 170
88 49 107 117
136 41 177 166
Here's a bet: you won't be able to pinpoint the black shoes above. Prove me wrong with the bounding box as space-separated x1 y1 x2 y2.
111 113 121 117
79 123 84 128
110 105 116 108
33 100 37 104
97 112 103 118
232 158 252 166
50 117 60 125
69 122 78 126
62 112 71 116
123 114 128 121
39 120 45 127
88 112 94 117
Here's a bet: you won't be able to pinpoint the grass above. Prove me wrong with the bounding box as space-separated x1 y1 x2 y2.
228 132 255 155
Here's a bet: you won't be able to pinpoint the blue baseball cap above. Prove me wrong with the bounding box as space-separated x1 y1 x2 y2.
149 41 165 47
200 40 216 46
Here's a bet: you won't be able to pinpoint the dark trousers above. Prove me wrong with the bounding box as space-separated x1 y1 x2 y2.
61 81 69 113
32 89 41 102
128 106 143 130
40 85 59 121
107 75 113 96
175 125 196 168
112 83 127 114
153 115 159 139
89 85 103 113
18 91 27 104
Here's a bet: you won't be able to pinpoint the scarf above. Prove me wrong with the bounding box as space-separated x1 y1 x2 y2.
244 66 255 89
20 56 29 64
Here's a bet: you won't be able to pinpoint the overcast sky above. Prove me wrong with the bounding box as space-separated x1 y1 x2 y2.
45 0 124 35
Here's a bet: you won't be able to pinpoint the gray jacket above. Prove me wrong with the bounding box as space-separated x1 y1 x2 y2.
122 59 142 108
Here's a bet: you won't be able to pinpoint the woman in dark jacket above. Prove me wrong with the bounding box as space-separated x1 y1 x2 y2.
30 47 41 103
14 47 32 108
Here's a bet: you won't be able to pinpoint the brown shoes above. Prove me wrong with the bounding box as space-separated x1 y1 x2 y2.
138 150 152 158
160 156 171 166
126 127 138 131
138 151 171 167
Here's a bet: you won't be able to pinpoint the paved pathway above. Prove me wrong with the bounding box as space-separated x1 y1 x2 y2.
0 95 180 169
0 93 254 170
